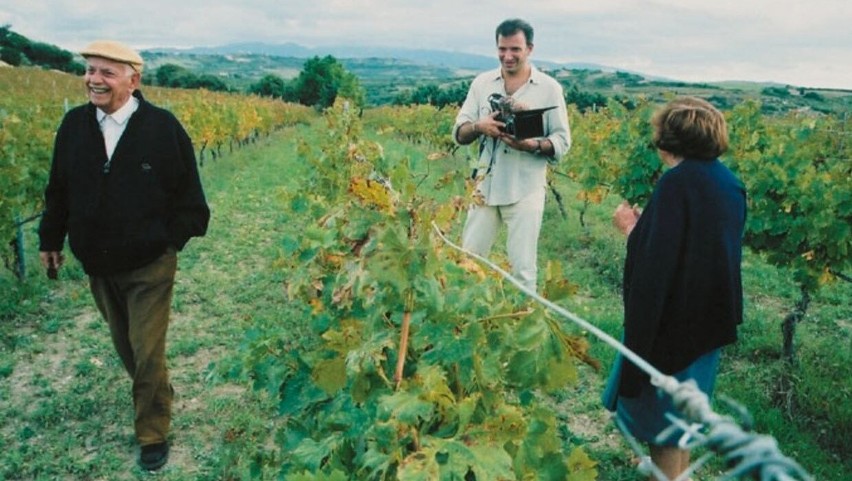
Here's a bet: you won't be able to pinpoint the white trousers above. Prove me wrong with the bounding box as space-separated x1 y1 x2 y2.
461 187 546 291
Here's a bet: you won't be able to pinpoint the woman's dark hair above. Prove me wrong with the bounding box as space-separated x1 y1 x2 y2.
652 96 729 160
495 18 534 46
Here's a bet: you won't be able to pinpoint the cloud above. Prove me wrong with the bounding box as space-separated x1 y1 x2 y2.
1 0 849 89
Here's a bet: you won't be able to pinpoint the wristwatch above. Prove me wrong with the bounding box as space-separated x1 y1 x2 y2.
532 139 544 155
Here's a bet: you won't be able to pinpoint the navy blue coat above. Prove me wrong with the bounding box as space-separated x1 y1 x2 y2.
619 158 746 397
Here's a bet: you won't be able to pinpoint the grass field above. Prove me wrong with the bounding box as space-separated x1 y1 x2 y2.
1 116 849 480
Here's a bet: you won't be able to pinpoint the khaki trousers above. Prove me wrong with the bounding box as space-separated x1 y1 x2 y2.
89 248 177 446
462 187 546 292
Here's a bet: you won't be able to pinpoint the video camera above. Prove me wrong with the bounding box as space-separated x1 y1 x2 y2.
487 93 557 139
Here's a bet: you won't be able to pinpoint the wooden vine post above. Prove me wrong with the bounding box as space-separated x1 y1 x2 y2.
394 290 415 389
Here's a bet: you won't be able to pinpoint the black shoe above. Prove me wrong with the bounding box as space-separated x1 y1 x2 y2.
139 442 169 471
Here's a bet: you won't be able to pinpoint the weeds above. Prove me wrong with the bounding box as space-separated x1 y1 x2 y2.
1 119 849 480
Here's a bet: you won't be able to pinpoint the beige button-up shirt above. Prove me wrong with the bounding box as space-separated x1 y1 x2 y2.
453 66 571 206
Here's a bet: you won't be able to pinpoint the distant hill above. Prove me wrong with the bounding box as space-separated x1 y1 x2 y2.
140 41 673 106
140 42 852 113
4 27 847 114
144 42 617 74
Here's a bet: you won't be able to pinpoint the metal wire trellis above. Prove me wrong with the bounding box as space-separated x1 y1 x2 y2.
432 222 814 481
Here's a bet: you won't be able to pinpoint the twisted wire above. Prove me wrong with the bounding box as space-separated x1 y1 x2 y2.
432 223 813 481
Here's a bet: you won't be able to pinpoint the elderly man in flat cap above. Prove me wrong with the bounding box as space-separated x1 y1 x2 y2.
38 40 210 471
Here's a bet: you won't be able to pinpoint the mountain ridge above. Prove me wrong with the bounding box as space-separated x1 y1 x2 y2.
143 41 627 76
138 41 851 113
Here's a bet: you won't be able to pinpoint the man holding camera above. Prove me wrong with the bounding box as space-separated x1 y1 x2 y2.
453 18 570 291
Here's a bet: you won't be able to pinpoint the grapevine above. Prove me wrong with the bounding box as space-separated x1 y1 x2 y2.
238 98 599 480
0 67 314 269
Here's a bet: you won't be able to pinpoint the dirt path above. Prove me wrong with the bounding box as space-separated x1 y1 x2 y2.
2 129 305 480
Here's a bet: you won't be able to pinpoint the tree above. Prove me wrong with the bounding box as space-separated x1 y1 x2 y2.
438 81 470 107
152 64 229 92
0 46 22 65
392 81 469 107
291 55 364 109
248 74 287 99
762 86 792 98
192 74 229 92
0 25 83 73
155 64 194 88
564 83 608 112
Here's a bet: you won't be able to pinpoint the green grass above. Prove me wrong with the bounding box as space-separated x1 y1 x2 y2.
0 124 312 480
1 115 850 480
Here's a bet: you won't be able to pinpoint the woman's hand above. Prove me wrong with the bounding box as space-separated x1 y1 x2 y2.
613 201 641 236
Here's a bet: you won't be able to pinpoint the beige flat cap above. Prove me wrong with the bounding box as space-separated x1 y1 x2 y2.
80 40 144 72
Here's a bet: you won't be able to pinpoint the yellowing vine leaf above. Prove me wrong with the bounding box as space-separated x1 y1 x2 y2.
349 176 395 212
457 257 487 281
566 447 598 481
310 297 324 315
576 186 607 204
313 357 347 394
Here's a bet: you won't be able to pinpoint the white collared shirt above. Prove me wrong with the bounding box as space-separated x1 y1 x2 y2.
453 66 571 206
97 96 140 159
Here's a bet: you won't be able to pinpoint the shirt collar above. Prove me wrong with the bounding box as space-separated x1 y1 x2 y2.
97 95 140 125
528 65 546 84
491 64 543 85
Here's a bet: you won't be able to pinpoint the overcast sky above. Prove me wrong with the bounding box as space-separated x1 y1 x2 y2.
2 0 850 89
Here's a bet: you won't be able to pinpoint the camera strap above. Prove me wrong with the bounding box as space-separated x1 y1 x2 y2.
471 136 499 180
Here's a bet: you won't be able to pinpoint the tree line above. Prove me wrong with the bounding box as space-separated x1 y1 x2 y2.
244 55 365 109
0 25 84 74
1 25 639 113
148 56 366 111
0 27 364 111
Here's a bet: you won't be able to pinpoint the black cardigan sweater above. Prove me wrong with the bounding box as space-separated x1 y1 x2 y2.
619 158 746 397
39 90 210 276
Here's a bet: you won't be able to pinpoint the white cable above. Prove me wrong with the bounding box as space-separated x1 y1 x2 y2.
431 222 814 481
